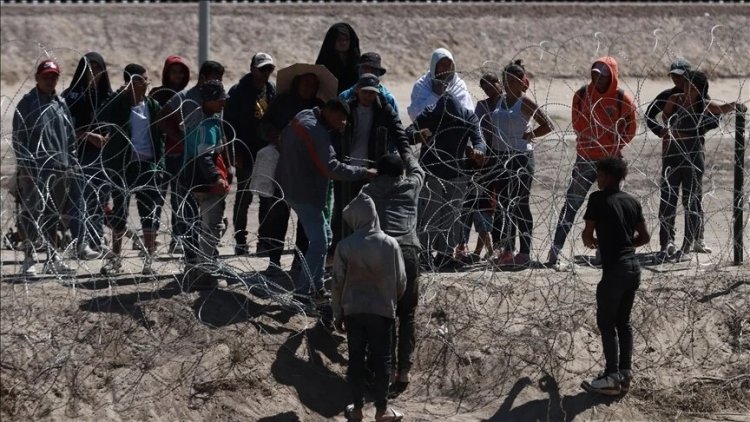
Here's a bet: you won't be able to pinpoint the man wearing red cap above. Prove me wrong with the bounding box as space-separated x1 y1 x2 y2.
12 59 78 276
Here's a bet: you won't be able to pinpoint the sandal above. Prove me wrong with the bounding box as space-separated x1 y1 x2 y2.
345 404 363 422
375 407 403 422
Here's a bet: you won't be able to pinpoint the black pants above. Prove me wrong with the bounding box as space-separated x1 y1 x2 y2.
659 150 704 248
346 314 394 410
492 152 534 254
391 245 420 374
257 192 308 265
232 148 256 245
596 266 640 375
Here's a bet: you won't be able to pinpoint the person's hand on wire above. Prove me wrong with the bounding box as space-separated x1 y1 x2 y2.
415 128 432 144
213 178 230 195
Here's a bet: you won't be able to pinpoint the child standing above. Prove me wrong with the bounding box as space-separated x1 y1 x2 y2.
580 157 650 395
332 193 406 422
181 80 231 290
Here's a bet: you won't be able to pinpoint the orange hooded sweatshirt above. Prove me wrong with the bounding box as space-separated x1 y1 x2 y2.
572 56 637 160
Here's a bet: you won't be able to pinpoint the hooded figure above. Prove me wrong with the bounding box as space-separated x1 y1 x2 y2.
572 56 637 160
62 51 113 161
149 55 191 106
332 192 406 321
407 48 474 121
316 22 361 94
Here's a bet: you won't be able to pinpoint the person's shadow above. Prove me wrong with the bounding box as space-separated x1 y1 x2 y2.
271 323 349 418
191 289 294 334
484 374 619 422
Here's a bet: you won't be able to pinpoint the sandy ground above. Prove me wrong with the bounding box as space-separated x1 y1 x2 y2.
2 3 750 421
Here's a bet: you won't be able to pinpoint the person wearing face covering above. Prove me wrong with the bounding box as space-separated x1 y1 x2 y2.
62 52 114 260
316 22 361 94
547 57 637 267
406 48 474 121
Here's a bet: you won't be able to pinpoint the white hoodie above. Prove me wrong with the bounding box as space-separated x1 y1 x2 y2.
406 48 475 121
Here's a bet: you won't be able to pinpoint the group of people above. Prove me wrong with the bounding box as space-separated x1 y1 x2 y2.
10 20 747 421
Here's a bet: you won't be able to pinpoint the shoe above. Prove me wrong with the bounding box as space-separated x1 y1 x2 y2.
169 242 184 255
546 249 559 267
96 245 117 259
495 250 515 266
101 256 123 276
434 253 465 271
671 250 692 263
344 404 364 422
20 255 37 276
513 253 531 267
313 288 331 303
388 380 409 399
693 241 712 254
78 244 100 260
142 255 154 275
619 369 633 394
264 264 286 277
374 406 404 422
43 255 75 275
234 244 249 256
581 372 622 396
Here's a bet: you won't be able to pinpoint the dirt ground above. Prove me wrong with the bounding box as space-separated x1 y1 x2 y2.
1 3 750 421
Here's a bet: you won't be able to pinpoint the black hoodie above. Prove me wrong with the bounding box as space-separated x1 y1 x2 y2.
61 52 113 162
315 22 361 94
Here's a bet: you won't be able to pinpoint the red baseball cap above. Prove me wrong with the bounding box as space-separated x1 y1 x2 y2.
36 60 61 76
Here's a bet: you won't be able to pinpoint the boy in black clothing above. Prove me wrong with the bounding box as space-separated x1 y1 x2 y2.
580 157 650 396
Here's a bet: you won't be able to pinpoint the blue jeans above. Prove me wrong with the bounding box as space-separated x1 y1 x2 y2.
551 157 598 254
288 200 330 294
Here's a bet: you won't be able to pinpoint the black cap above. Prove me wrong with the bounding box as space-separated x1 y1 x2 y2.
200 79 229 101
358 52 386 76
357 73 380 93
669 57 692 76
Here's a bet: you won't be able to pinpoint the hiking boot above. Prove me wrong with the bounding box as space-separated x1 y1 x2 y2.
43 255 75 275
619 369 633 394
434 253 464 271
101 256 123 276
581 372 622 396
513 253 531 267
20 255 38 276
693 241 712 254
78 244 99 260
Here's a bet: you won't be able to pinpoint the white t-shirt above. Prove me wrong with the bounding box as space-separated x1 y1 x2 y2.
350 105 374 166
130 101 154 161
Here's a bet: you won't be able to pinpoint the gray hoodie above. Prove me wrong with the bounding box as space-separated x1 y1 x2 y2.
332 193 406 321
12 88 76 173
275 107 367 207
361 153 424 248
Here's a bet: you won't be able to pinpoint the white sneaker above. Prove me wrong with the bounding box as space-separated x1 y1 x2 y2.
101 257 123 276
20 256 37 276
78 244 99 260
581 372 622 396
43 255 75 275
693 241 712 254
